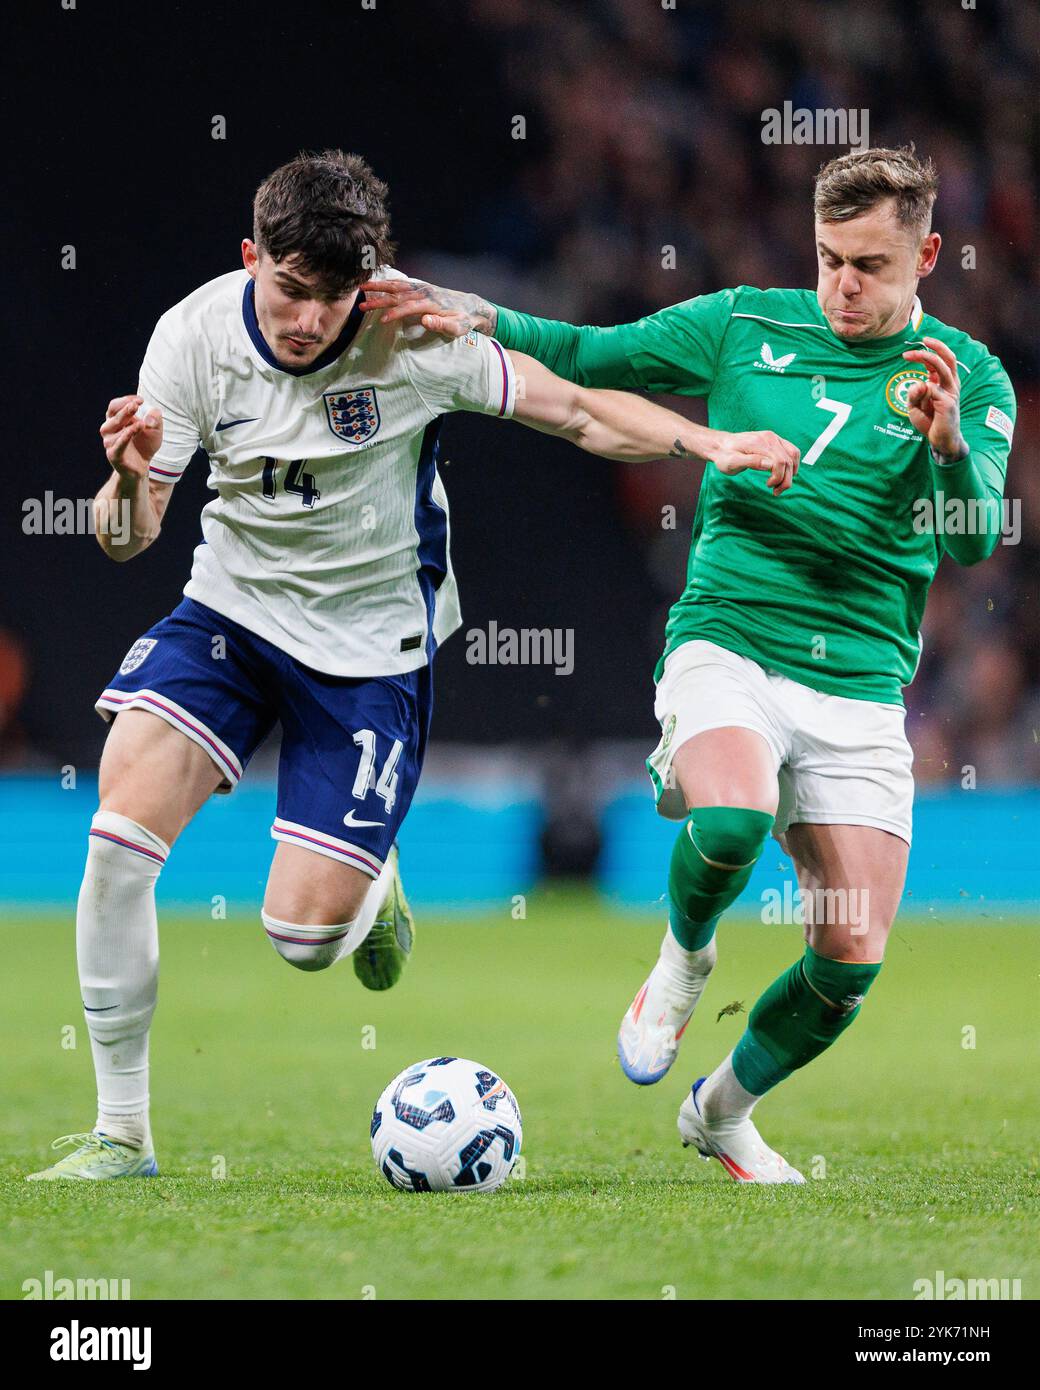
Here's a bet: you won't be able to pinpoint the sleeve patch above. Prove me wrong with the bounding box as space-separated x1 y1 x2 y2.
984 404 1014 444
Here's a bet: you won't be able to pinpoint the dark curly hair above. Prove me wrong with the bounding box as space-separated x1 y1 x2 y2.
253 149 395 296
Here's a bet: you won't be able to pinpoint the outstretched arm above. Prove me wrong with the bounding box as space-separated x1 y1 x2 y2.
362 279 693 389
508 352 799 494
364 278 737 394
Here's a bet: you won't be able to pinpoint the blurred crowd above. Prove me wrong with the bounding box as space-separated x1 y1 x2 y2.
10 1 1035 788
421 0 1040 785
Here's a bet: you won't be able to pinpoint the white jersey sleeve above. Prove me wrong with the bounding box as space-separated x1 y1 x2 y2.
399 326 516 420
137 311 203 484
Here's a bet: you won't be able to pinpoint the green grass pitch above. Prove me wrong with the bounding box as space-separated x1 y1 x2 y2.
2 887 1037 1301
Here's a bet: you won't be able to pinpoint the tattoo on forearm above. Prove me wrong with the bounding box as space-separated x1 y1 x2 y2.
454 294 495 336
420 283 497 336
668 438 690 459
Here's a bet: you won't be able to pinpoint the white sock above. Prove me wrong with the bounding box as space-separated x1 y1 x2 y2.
262 910 361 970
640 927 718 1029
697 1050 759 1123
261 852 395 970
77 811 168 1151
661 926 717 990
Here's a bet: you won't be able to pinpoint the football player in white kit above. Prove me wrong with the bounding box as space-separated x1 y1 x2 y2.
29 150 798 1179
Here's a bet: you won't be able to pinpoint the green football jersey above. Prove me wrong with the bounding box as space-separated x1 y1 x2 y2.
496 287 1016 703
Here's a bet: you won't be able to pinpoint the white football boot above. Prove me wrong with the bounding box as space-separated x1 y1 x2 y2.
617 935 716 1085
678 1078 805 1184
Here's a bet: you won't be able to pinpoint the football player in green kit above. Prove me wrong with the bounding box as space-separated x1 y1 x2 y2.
360 146 1016 1183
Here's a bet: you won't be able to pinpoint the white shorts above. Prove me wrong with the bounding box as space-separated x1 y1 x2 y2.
647 640 914 846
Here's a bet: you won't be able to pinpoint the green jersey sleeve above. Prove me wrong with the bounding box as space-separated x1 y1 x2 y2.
493 288 738 395
931 354 1016 565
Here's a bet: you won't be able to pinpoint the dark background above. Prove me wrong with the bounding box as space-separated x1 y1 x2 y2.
4 0 1037 782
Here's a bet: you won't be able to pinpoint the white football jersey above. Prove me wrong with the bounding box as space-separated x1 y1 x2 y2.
137 267 516 676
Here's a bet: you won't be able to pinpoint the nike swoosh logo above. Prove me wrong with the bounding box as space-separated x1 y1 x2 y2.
343 810 386 829
83 1004 118 1012
215 416 259 431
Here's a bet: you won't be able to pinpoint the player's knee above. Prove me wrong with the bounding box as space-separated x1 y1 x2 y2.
670 806 775 924
804 948 884 1015
688 806 775 869
264 850 371 929
811 932 888 965
86 810 170 880
260 909 355 972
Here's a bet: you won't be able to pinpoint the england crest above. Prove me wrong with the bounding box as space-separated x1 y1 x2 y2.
324 388 381 444
119 638 157 675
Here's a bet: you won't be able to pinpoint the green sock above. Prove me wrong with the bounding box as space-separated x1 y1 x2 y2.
668 904 720 952
667 806 774 950
732 945 883 1096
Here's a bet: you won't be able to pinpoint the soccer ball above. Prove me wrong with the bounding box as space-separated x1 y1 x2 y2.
371 1056 523 1193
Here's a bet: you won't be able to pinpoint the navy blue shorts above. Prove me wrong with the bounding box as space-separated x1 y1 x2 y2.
96 597 433 880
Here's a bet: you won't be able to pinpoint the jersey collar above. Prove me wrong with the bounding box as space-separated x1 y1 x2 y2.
241 277 365 376
821 293 926 353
